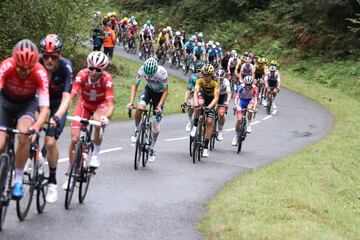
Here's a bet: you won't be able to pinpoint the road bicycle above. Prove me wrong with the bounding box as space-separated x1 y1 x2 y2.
234 108 253 153
128 101 154 170
64 116 103 210
266 88 276 115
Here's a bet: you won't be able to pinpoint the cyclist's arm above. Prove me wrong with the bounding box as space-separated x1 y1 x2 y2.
252 87 258 109
208 83 219 109
225 79 232 103
54 62 73 119
130 71 142 105
264 74 269 89
34 67 50 130
158 87 168 109
0 59 14 89
194 79 201 106
277 72 281 88
104 75 115 118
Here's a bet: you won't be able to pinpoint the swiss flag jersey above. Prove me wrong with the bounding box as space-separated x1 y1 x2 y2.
71 69 114 104
0 57 49 106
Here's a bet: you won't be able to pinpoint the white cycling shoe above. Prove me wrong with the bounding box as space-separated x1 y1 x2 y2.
90 155 100 168
46 184 58 203
190 126 197 137
232 135 238 146
247 125 252 133
202 149 209 158
185 121 192 132
217 132 223 141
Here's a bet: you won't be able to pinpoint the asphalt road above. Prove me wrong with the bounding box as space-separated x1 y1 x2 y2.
1 45 333 240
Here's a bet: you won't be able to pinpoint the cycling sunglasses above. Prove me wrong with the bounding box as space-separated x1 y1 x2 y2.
88 67 103 73
43 54 60 61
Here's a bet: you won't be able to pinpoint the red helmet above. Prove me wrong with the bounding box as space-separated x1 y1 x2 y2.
12 39 39 68
40 34 63 53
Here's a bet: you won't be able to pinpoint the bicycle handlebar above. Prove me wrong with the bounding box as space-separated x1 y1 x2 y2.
66 116 102 127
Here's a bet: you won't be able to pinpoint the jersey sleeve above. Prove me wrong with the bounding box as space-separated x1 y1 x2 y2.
135 67 144 85
34 65 50 107
71 71 83 99
104 75 114 103
214 81 220 94
195 78 201 92
224 79 231 92
0 58 14 89
160 69 168 89
63 60 73 93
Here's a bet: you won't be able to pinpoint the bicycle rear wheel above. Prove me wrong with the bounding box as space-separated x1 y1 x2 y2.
16 157 35 221
189 136 194 157
266 97 272 115
237 122 246 153
79 164 91 204
210 116 218 151
0 154 10 231
134 128 144 170
65 143 81 209
36 166 48 214
142 123 152 168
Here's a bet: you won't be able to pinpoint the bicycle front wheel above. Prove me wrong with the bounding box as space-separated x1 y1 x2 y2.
142 123 152 168
79 164 91 204
16 157 36 221
65 143 81 209
134 128 144 170
237 123 246 154
0 154 10 231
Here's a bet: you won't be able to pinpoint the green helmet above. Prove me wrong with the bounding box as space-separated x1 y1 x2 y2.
143 57 158 76
194 61 203 72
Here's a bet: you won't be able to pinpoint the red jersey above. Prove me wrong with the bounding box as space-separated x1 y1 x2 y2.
127 25 137 37
0 57 49 107
71 69 114 104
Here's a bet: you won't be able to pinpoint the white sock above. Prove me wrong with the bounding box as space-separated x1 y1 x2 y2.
93 144 100 156
150 138 157 150
15 168 24 184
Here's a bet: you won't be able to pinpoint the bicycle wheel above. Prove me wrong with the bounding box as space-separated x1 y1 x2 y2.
65 143 81 209
237 122 246 154
0 154 10 231
266 97 272 115
189 136 194 157
142 122 151 168
36 164 48 214
197 123 204 162
78 162 91 204
134 127 144 170
16 156 35 221
210 116 218 151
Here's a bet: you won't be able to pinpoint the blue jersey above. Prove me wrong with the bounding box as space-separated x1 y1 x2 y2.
40 57 73 106
207 48 218 59
185 41 195 52
187 73 201 92
194 46 205 57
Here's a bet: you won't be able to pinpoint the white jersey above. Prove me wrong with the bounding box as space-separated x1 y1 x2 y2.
219 78 231 95
228 57 239 69
136 65 169 92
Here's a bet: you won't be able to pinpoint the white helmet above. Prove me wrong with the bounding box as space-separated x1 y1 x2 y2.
133 21 138 26
244 76 253 85
215 42 220 47
95 11 101 16
150 26 155 31
230 50 237 57
175 31 181 36
87 51 109 69
198 32 203 38
208 40 214 45
167 26 172 31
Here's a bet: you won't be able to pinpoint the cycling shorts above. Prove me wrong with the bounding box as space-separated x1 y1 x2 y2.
71 100 109 129
0 91 37 128
197 92 215 119
268 80 279 88
218 94 228 106
138 85 164 121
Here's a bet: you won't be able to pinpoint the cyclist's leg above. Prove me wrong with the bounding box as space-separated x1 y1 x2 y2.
218 94 227 130
135 86 150 130
0 96 13 153
149 90 164 152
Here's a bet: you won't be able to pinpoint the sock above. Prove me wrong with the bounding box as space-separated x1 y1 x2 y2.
204 139 209 149
48 167 57 184
218 123 224 131
188 115 192 122
15 168 24 184
93 144 100 156
150 138 157 150
248 119 252 126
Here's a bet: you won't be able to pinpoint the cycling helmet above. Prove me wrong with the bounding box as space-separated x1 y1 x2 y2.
257 57 264 64
131 16 135 20
215 42 220 47
107 12 112 17
208 40 214 46
112 12 117 16
162 28 167 33
143 57 158 76
133 21 138 26
87 51 109 69
230 50 237 57
150 26 155 31
12 39 39 68
175 31 181 36
201 64 215 76
167 26 171 31
95 11 101 17
244 76 253 85
197 32 203 38
194 61 203 72
264 57 268 64
270 60 278 66
269 65 276 72
197 42 203 47
40 34 63 53
225 51 231 58
124 17 128 21
146 20 151 26
243 51 249 57
245 57 251 64
215 69 226 80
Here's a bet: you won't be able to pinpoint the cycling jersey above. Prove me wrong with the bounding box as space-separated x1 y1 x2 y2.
254 63 268 74
237 83 258 109
228 57 239 69
265 71 281 88
187 73 201 92
219 79 231 95
207 48 218 60
185 41 195 52
194 47 205 57
173 36 183 48
71 69 114 104
0 57 49 107
240 63 255 76
195 77 219 97
40 56 73 104
158 33 169 43
215 47 222 56
136 65 168 92
221 57 230 70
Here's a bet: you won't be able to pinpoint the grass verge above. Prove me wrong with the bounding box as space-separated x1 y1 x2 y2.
69 48 187 121
198 67 360 239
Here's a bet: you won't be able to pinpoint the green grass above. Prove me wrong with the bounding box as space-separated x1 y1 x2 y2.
69 49 187 121
198 63 360 239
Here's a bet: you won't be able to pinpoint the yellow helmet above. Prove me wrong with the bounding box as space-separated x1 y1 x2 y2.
258 58 264 64
263 58 268 64
270 60 278 66
124 17 128 21
107 12 112 17
201 64 215 76
112 12 117 16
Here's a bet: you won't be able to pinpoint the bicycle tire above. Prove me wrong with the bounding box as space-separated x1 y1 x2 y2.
266 97 272 115
134 128 143 170
78 163 91 204
189 136 194 157
142 121 151 168
210 116 218 151
65 142 81 209
16 157 36 221
197 122 203 162
36 169 47 214
237 121 246 153
0 154 10 231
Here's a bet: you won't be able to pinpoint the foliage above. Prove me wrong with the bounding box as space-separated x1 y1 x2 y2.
0 0 109 59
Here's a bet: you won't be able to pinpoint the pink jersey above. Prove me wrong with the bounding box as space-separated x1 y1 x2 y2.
0 57 49 106
71 69 114 104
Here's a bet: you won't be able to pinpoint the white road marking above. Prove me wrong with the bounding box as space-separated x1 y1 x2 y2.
262 116 272 120
224 128 235 132
165 136 188 142
57 147 124 163
250 121 260 125
272 109 277 115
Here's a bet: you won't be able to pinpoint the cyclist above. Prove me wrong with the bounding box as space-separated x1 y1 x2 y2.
156 28 169 59
138 26 154 58
214 69 231 141
190 64 219 158
171 31 184 65
128 58 169 162
227 50 239 77
184 36 196 68
195 32 205 46
181 61 203 131
193 42 205 62
0 39 50 199
254 57 268 103
64 51 114 190
207 44 219 66
167 26 174 40
232 76 258 146
215 42 223 60
39 34 73 203
126 21 138 50
237 57 255 84
263 65 281 107
220 51 231 70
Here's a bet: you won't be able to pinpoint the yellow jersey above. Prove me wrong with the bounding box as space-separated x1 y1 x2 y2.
254 63 268 74
195 77 219 97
